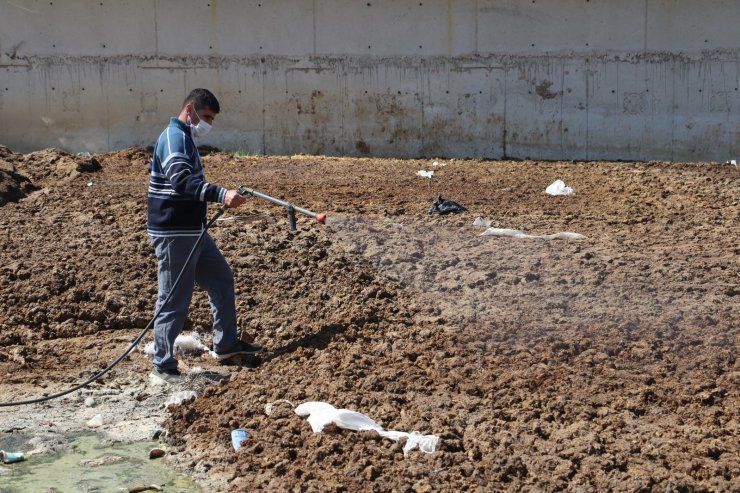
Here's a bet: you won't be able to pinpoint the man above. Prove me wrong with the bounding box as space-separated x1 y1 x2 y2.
147 88 261 384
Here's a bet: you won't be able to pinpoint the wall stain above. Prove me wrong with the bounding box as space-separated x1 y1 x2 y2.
355 140 370 154
535 80 559 99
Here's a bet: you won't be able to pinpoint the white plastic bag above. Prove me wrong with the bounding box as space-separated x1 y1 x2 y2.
404 432 439 455
545 179 574 196
174 332 207 354
295 401 439 457
142 332 208 356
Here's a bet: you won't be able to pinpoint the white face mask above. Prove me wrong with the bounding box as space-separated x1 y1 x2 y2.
189 109 212 138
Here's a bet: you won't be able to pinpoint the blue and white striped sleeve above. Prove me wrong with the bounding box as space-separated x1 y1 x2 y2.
162 128 227 202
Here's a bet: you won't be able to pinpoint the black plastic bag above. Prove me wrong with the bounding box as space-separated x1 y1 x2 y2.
428 195 467 215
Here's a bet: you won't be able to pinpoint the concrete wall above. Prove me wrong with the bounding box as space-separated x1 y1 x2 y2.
1 0 739 161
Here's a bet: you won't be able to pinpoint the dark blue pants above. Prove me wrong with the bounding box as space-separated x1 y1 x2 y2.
150 234 239 371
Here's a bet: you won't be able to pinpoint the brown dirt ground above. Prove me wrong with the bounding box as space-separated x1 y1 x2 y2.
0 145 738 492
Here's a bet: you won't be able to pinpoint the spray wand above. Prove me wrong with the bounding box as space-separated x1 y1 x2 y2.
236 185 326 230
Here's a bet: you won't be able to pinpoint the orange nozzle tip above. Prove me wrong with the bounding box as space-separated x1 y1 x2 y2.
316 213 326 224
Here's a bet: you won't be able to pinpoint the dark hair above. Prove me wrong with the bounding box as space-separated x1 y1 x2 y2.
183 88 220 114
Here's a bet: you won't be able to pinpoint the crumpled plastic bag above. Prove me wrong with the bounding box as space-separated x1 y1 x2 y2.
416 170 434 179
295 401 439 457
174 332 208 354
545 179 574 196
429 195 467 215
143 332 208 356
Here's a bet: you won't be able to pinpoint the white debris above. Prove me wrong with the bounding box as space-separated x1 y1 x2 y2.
480 228 529 238
545 179 574 196
174 332 207 354
540 232 586 240
473 217 492 228
474 218 585 241
432 161 446 167
84 396 96 407
142 332 207 356
87 181 93 187
86 414 104 428
265 398 293 415
165 391 197 408
479 227 585 241
416 170 434 179
148 373 168 386
295 401 439 458
265 399 295 416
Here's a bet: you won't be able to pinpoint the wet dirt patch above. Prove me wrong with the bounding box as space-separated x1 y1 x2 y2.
0 433 199 493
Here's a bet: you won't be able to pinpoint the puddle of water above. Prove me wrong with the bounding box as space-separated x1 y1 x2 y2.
0 434 200 493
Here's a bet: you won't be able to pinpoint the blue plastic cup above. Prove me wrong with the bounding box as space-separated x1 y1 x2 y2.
231 429 249 450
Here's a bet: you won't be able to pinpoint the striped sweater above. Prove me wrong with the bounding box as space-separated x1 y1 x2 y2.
147 118 227 237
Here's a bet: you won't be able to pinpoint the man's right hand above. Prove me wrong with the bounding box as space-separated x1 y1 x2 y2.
224 189 247 208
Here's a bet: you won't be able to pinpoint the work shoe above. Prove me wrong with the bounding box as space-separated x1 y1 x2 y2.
212 340 263 361
149 367 184 385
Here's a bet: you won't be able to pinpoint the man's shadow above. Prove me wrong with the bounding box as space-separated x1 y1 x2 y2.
227 315 382 367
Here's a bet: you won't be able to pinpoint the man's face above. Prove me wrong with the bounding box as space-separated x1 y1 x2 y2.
197 107 217 125
188 103 217 125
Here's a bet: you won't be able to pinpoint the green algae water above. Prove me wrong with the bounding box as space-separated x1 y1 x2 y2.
0 434 200 493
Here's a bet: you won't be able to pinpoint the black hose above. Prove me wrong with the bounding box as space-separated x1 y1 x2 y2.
0 206 228 407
